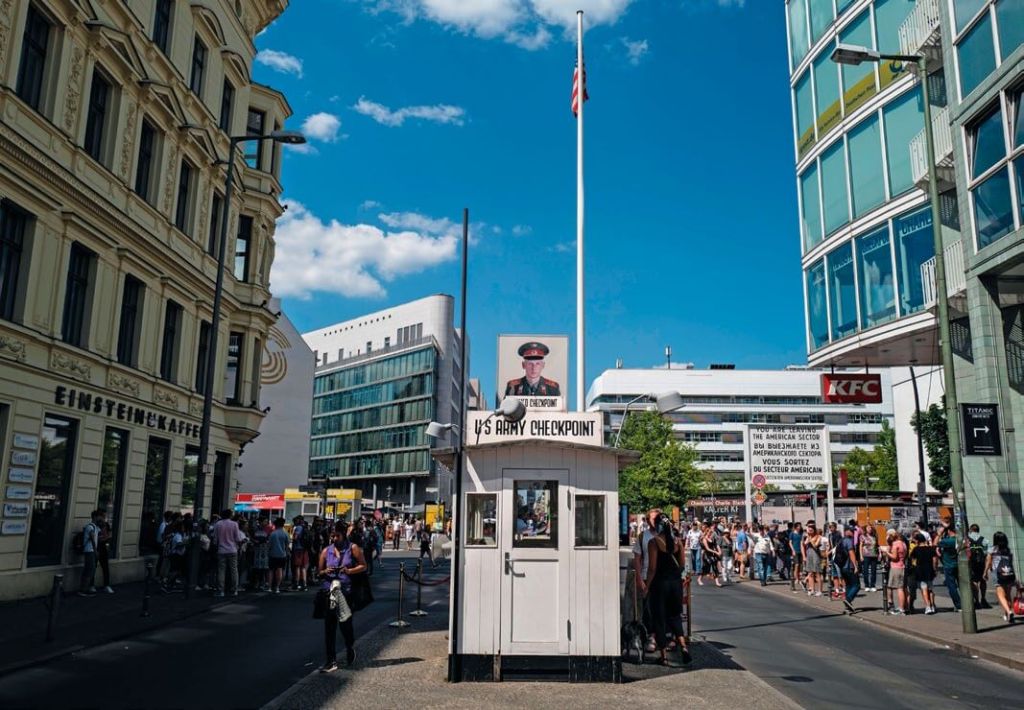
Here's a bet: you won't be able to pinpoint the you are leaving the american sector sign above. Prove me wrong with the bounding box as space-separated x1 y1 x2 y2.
746 424 830 487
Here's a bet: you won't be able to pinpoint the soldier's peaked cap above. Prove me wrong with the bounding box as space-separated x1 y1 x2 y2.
518 341 549 359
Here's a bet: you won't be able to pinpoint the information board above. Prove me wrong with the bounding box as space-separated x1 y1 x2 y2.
746 425 830 487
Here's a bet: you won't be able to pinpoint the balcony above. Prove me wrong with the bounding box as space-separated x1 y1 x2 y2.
920 239 967 311
910 104 955 189
899 0 942 62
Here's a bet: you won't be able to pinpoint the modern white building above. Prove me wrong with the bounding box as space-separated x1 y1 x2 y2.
236 300 314 496
586 364 935 491
302 295 465 508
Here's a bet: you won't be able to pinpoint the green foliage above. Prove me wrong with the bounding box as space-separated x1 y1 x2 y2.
831 420 900 491
618 411 707 512
911 398 951 493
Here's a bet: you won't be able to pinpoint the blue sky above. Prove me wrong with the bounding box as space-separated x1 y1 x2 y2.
255 0 806 405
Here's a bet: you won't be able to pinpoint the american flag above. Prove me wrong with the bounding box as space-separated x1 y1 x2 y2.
572 57 588 117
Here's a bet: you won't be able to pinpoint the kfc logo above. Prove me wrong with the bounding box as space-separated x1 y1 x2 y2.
821 374 882 403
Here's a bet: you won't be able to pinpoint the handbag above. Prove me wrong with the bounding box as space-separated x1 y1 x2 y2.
312 588 328 619
349 572 374 611
1013 585 1024 618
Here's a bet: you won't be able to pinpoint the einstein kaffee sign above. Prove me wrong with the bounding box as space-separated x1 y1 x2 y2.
468 411 602 447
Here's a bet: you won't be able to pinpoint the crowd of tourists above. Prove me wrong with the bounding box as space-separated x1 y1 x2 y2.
632 510 1020 629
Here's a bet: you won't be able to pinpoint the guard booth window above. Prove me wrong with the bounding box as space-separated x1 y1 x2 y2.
574 494 605 548
466 493 496 547
513 480 557 548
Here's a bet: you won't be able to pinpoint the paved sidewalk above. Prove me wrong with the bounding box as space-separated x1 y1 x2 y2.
745 576 1024 672
263 611 802 710
0 575 260 677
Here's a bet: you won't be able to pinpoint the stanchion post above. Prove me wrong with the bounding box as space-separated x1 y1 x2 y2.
881 558 890 614
410 558 428 617
141 562 153 617
45 574 64 642
389 562 410 628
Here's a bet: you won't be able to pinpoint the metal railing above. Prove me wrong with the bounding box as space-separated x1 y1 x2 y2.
910 104 954 187
920 239 966 308
899 0 941 57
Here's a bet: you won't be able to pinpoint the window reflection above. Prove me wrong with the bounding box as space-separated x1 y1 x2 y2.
828 242 858 340
513 480 558 548
466 494 497 546
856 227 896 327
807 260 829 349
575 495 605 547
894 207 934 315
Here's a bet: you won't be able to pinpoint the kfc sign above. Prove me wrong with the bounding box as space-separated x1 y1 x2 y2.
821 374 882 404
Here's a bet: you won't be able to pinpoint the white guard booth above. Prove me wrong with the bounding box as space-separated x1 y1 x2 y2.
433 411 637 682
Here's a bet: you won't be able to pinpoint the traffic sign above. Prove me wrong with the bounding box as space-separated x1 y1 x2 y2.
960 403 1002 457
752 474 767 490
753 491 767 505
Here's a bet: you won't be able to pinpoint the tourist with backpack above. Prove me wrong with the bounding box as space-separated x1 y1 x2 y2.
77 510 105 596
838 524 860 614
292 516 310 591
967 524 990 609
985 531 1018 624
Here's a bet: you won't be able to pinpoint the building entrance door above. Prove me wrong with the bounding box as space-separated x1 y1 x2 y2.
499 469 569 655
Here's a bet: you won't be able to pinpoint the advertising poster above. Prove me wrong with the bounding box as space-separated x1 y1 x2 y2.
496 334 569 412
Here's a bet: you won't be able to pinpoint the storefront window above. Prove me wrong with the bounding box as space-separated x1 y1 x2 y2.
139 438 169 554
828 242 858 339
883 87 924 196
466 494 497 546
28 415 77 568
98 428 128 558
974 167 1015 248
848 114 885 216
808 0 833 43
814 49 842 136
894 207 934 315
574 495 605 547
513 480 558 548
800 163 823 251
957 13 996 98
181 446 199 513
806 260 829 349
840 10 876 113
821 140 849 234
1000 0 1024 61
795 70 816 157
788 0 810 69
856 226 896 327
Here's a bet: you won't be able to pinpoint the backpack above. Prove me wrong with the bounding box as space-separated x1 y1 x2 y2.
71 531 85 554
995 552 1016 585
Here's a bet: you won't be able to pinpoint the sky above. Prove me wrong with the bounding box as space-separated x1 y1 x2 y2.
253 0 807 406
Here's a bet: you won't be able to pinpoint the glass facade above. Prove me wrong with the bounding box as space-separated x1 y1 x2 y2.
954 0 1024 100
883 87 924 196
828 241 857 340
966 86 1024 250
310 345 438 482
856 227 896 327
28 415 77 568
848 114 885 216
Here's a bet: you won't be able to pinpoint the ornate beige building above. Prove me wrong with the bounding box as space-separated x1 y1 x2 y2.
0 0 292 598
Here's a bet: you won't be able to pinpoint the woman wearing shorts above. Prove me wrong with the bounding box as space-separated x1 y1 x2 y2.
803 525 823 596
985 531 1018 623
268 518 290 594
909 533 937 614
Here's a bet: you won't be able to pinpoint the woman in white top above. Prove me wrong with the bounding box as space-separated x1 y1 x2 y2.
403 519 415 551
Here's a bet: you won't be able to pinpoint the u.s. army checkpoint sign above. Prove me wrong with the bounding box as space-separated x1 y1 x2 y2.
468 411 602 447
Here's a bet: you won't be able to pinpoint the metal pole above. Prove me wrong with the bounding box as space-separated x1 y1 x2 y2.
918 54 976 632
575 9 586 412
908 364 930 527
45 574 63 642
447 209 469 681
141 562 153 617
410 558 427 617
389 562 410 628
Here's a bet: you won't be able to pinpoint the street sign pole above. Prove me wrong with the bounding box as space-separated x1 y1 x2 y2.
744 424 753 524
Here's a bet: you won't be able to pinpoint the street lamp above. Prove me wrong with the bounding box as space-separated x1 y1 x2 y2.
192 129 306 523
831 44 975 633
613 391 685 447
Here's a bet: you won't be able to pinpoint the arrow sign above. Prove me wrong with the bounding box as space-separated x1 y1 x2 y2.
961 403 1002 457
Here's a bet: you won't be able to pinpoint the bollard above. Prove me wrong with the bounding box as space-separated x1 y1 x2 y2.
389 563 410 628
881 561 890 614
409 558 428 617
141 562 153 617
45 574 64 642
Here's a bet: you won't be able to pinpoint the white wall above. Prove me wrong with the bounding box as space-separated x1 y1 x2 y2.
237 300 315 494
890 365 944 494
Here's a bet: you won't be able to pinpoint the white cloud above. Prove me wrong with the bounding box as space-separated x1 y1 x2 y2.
363 0 634 50
302 112 342 142
360 199 382 210
284 142 318 155
550 240 576 253
621 37 649 66
271 201 459 299
511 224 532 236
255 49 303 77
354 97 466 127
378 211 458 234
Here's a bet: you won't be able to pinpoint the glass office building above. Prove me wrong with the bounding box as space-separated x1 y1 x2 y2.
304 295 464 509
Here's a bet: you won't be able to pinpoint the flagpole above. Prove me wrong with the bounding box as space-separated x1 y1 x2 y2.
575 9 585 413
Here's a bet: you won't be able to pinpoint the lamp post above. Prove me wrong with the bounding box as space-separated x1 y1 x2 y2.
831 44 975 633
613 391 686 448
192 129 305 523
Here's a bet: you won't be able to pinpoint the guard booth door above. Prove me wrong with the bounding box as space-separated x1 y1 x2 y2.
500 469 570 655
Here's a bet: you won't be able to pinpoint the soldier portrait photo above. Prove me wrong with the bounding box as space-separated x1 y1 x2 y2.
505 341 561 397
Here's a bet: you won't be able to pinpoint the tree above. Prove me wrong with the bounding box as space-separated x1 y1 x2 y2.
617 411 706 512
911 398 951 493
833 420 899 490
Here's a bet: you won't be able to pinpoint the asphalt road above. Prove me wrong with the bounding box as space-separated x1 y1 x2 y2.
691 581 1024 709
0 551 449 710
